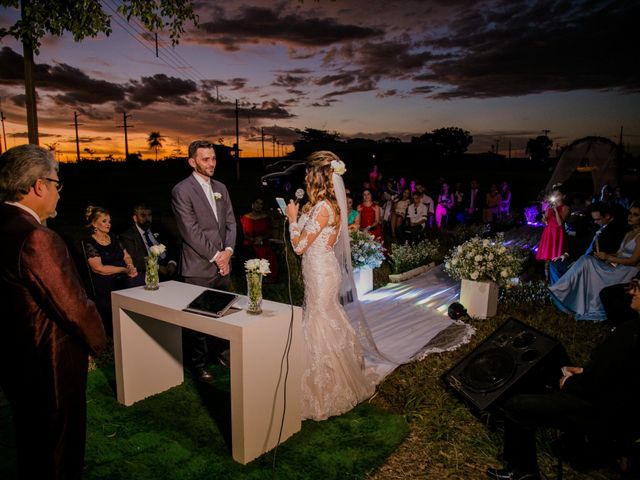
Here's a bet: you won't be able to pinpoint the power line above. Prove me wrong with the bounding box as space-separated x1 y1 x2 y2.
101 0 201 84
106 0 208 85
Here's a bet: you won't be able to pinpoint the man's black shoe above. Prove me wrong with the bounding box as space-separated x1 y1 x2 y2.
194 367 214 383
486 467 540 480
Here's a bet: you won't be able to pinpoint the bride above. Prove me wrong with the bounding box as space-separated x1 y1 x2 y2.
285 151 376 421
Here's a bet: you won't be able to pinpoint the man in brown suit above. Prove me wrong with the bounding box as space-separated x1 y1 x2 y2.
0 145 106 480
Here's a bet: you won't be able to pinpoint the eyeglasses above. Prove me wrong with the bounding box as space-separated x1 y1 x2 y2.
42 177 63 192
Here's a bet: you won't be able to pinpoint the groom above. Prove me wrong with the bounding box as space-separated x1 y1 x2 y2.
171 140 236 382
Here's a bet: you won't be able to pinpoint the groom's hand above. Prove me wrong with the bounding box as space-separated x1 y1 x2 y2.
215 250 232 276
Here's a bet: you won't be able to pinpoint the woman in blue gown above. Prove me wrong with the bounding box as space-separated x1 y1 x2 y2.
549 205 640 321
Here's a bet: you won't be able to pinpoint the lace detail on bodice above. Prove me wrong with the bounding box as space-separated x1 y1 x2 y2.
289 200 339 256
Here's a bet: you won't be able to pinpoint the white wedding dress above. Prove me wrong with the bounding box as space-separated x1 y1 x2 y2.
290 200 376 420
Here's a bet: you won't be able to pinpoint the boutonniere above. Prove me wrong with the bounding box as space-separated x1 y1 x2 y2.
213 192 222 200
153 232 159 238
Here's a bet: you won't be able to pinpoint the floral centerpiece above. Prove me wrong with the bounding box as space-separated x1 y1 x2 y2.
144 244 166 290
389 239 440 275
350 230 385 271
244 258 271 314
443 233 523 284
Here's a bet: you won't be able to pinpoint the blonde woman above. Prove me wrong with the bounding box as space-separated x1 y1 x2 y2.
285 151 375 420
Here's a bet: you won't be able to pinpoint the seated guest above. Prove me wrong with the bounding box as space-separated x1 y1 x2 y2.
415 182 435 225
239 197 278 281
549 202 628 284
483 183 502 224
359 189 383 242
400 191 429 243
549 205 640 321
119 203 177 279
600 272 640 327
487 279 640 480
346 194 360 232
83 205 142 334
391 187 411 239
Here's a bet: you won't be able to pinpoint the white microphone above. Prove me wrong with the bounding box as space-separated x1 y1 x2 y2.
294 188 305 205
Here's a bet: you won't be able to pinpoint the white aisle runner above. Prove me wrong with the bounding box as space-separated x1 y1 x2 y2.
359 265 475 382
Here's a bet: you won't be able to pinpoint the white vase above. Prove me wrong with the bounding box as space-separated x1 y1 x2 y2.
459 279 498 319
352 268 373 298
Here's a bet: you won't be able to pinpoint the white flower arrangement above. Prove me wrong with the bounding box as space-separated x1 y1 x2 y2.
244 258 271 276
330 159 346 175
389 239 440 274
149 244 166 257
350 230 385 271
213 192 222 200
443 233 524 285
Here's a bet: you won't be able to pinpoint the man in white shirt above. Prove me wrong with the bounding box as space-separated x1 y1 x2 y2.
401 192 429 243
171 140 236 382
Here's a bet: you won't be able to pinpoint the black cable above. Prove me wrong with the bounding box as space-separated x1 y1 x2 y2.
271 216 295 472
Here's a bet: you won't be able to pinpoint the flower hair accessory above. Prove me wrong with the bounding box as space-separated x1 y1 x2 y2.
330 160 346 175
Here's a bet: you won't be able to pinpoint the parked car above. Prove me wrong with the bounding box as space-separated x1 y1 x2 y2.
265 159 303 173
261 162 306 198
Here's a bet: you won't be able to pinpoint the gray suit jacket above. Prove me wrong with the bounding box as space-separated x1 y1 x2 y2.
171 174 236 278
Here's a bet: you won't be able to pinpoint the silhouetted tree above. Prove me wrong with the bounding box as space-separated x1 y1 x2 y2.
412 127 472 158
526 135 553 162
295 128 341 143
147 131 164 160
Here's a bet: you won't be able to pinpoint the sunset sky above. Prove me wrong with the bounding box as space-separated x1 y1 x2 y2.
0 0 638 161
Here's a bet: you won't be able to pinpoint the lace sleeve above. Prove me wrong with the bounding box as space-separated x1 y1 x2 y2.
289 202 330 255
84 239 100 259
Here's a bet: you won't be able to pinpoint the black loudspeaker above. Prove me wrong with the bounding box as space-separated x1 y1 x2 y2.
442 317 569 411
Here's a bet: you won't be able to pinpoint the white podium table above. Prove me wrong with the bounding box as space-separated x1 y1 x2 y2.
111 280 303 464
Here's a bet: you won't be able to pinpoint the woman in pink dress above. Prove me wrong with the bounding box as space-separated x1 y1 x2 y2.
435 182 454 229
536 186 570 279
358 189 383 242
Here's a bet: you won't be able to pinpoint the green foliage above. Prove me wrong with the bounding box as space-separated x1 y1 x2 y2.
526 135 553 161
0 0 197 51
389 239 440 274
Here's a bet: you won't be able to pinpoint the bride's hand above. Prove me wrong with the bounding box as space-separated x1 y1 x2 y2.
285 200 299 223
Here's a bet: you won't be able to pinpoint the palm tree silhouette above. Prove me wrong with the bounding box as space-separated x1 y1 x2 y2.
147 131 164 161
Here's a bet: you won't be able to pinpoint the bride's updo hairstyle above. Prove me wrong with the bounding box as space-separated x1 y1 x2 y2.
303 150 341 224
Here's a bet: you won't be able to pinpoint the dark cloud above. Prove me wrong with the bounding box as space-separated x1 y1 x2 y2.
218 99 295 120
272 73 307 89
322 78 377 98
195 6 382 50
10 131 61 138
421 0 640 98
315 72 357 88
310 99 338 107
0 46 124 104
127 74 198 107
11 94 25 107
411 85 435 95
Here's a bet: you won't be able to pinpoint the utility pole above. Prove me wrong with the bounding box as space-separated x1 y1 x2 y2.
0 106 7 154
542 129 551 137
20 0 38 144
508 140 512 159
234 99 240 180
117 112 134 161
618 125 624 146
261 127 265 167
69 112 83 162
495 138 500 156
272 136 276 158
